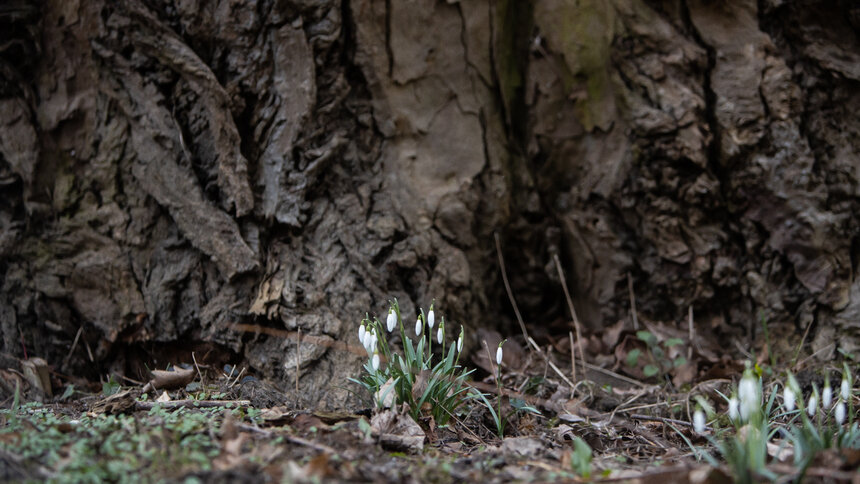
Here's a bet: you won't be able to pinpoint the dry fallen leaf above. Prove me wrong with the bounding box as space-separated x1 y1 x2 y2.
502 437 544 458
142 366 196 392
90 389 136 415
371 409 425 452
21 358 52 399
376 377 397 408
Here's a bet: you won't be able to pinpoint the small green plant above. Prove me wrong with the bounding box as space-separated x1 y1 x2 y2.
469 340 540 438
102 375 121 397
471 340 508 438
568 436 593 478
0 403 248 482
782 364 859 479
681 362 858 484
349 300 473 426
626 331 686 380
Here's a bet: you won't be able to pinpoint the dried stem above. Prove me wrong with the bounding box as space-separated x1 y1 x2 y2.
494 232 530 344
553 254 586 369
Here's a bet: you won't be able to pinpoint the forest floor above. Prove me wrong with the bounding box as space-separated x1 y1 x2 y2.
1 320 859 483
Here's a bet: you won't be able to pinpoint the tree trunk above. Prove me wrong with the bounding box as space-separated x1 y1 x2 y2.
1 0 858 406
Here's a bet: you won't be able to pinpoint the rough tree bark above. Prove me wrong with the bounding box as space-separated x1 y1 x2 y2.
0 0 858 407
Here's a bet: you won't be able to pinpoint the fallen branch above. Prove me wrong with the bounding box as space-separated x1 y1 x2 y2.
135 399 251 410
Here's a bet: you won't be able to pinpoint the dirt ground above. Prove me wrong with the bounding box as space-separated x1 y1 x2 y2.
2 322 858 483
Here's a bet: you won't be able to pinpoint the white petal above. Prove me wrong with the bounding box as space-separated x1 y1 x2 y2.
729 397 739 421
437 327 443 344
693 410 706 434
415 318 422 336
783 386 795 412
372 353 380 371
386 310 397 332
358 324 366 344
739 377 758 406
457 336 463 353
427 310 435 329
836 401 846 425
842 378 851 400
807 395 817 416
823 386 833 408
496 346 503 365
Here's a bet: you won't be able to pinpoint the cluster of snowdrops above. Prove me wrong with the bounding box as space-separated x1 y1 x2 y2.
351 300 513 436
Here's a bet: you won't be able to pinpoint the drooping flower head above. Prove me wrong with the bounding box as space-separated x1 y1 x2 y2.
823 380 833 409
807 390 818 417
415 318 422 336
496 340 506 366
728 395 740 422
842 363 852 401
436 318 445 344
784 372 801 412
836 401 846 425
693 408 706 434
738 366 761 421
783 385 796 412
358 323 366 346
457 326 464 353
427 305 435 330
386 307 397 332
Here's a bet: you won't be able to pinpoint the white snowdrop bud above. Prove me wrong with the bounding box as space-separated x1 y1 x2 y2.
367 331 377 353
823 385 833 409
836 401 846 425
738 370 760 421
807 394 818 417
842 377 851 401
372 352 380 371
358 324 366 345
415 318 422 336
427 309 435 329
693 409 706 434
729 396 739 421
437 327 444 344
386 309 397 332
457 335 463 353
739 375 757 406
496 346 503 365
783 384 796 412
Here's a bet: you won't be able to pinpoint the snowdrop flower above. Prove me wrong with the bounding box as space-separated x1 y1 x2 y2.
738 369 760 421
436 321 444 344
427 307 435 329
842 376 851 401
457 335 463 353
361 330 371 352
386 308 397 332
693 408 706 434
728 396 740 421
823 382 833 409
365 330 377 353
783 384 796 412
496 343 504 366
807 393 818 417
371 352 380 371
415 318 422 336
836 401 846 425
358 323 366 345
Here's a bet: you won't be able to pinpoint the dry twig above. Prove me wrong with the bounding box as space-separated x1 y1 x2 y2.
494 232 531 344
553 254 586 371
